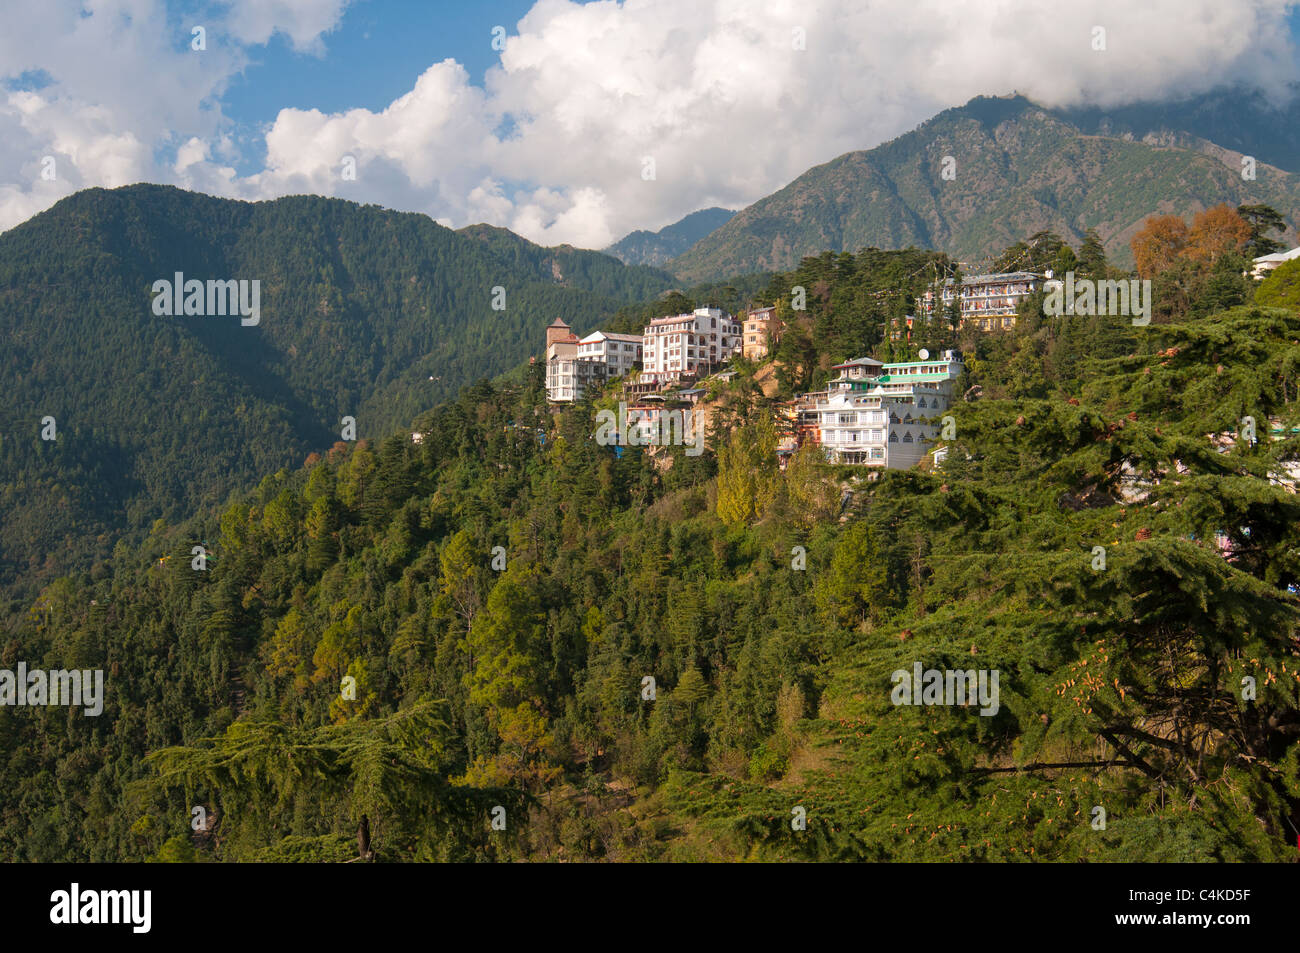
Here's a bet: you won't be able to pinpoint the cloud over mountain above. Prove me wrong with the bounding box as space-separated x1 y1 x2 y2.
2 0 1298 245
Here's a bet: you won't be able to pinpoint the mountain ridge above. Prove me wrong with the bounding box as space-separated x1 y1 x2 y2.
604 206 736 267
667 93 1300 282
0 184 674 591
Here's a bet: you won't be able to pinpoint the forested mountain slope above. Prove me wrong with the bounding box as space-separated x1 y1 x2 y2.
669 95 1300 282
604 207 737 267
0 185 673 591
5 282 1296 861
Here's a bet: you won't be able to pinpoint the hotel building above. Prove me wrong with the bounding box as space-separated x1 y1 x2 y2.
543 320 644 403
814 351 964 468
742 306 778 360
641 307 742 383
923 272 1044 330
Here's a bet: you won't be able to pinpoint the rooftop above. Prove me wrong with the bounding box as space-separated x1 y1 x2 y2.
580 330 642 343
1253 247 1300 265
831 357 885 369
942 271 1042 286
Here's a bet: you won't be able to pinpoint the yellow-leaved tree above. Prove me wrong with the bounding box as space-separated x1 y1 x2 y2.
715 416 779 524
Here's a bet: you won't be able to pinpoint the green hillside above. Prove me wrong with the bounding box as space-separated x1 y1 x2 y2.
670 95 1300 282
3 237 1296 862
604 207 737 267
0 185 673 591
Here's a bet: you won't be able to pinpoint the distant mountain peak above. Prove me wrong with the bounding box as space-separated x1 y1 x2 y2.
667 89 1300 283
604 206 737 267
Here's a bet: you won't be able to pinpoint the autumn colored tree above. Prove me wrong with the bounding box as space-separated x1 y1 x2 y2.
1131 214 1189 278
1186 204 1252 265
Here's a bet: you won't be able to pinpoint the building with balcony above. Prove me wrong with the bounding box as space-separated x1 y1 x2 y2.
544 322 646 403
578 330 643 377
922 272 1044 330
641 307 742 383
813 351 964 468
545 340 608 403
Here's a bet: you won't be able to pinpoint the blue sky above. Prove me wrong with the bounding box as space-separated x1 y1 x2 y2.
1 0 1298 246
215 0 537 175
222 0 536 118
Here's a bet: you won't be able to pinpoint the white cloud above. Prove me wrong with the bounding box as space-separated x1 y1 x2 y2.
0 0 1297 244
219 0 350 53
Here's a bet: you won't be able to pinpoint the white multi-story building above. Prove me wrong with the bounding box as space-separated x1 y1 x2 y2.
577 331 643 377
545 340 607 403
815 352 963 467
641 307 742 383
544 325 644 403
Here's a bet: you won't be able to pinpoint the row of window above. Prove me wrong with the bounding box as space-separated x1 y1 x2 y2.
829 411 932 425
825 428 930 443
580 343 640 354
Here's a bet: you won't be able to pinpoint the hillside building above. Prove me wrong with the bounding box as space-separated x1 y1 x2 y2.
641 307 742 383
742 306 778 360
813 351 964 468
546 316 579 348
578 330 643 377
545 341 605 403
1251 246 1300 279
543 324 645 403
923 272 1044 330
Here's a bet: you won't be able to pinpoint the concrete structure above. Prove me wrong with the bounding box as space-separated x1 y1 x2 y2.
923 272 1044 330
814 352 963 468
742 306 778 360
544 324 644 404
546 316 579 348
578 330 643 377
1251 246 1300 279
641 307 742 383
545 340 607 403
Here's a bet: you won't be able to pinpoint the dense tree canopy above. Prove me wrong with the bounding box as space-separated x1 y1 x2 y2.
1 221 1297 863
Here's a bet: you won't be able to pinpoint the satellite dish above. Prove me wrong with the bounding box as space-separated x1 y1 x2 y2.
918 348 930 360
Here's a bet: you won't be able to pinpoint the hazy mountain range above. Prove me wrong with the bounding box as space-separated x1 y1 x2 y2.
604 207 737 267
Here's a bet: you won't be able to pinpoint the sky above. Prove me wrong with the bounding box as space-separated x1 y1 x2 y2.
2 0 1299 249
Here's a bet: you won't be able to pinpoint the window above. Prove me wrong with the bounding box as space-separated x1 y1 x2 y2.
889 431 898 442
903 432 913 443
